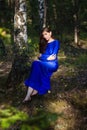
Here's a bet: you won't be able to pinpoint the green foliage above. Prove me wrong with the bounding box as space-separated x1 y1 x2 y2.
27 0 40 34
0 107 58 130
0 28 11 45
28 36 39 54
21 125 40 130
0 106 28 129
26 109 58 129
80 32 87 40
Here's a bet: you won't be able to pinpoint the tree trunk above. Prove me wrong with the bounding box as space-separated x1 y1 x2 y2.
38 0 47 31
72 0 79 45
74 14 78 44
8 0 13 6
7 0 28 88
43 0 47 28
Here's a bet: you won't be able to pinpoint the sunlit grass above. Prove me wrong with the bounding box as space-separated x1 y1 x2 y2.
58 50 67 60
45 100 75 130
46 100 69 113
69 90 87 110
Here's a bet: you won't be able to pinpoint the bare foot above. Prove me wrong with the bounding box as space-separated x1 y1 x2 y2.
23 97 31 103
31 90 38 96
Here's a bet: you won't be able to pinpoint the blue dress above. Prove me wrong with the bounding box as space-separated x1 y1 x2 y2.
24 40 60 95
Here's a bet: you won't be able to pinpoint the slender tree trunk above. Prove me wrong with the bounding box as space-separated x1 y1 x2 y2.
72 0 79 45
43 0 47 28
38 0 47 31
8 0 12 6
74 14 78 44
7 0 28 88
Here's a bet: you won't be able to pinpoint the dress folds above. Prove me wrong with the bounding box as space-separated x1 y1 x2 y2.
24 40 60 95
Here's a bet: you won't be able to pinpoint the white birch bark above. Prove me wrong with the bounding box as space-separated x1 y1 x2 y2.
6 0 28 88
14 0 27 50
38 0 47 30
43 0 47 28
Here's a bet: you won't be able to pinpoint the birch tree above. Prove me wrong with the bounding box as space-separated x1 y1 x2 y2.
72 0 79 44
7 0 28 88
38 0 47 31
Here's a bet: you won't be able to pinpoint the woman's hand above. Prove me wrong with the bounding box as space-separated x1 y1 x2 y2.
38 53 41 58
39 53 42 57
47 54 56 60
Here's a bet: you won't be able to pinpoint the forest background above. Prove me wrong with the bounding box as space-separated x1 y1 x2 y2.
0 0 87 130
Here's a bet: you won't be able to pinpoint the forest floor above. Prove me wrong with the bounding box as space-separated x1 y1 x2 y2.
0 43 87 130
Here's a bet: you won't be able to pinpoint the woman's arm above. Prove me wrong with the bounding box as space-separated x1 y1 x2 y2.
47 40 60 60
47 54 56 60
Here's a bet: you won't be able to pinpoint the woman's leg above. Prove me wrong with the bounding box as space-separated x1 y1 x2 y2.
23 87 34 102
31 89 38 96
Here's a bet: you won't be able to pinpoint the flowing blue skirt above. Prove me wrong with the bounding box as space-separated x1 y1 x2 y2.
24 60 58 95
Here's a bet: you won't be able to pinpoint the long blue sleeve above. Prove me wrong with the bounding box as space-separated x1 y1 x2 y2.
52 40 60 55
39 40 60 61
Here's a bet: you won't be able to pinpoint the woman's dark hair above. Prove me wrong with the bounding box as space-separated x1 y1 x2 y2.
39 27 53 54
41 27 52 33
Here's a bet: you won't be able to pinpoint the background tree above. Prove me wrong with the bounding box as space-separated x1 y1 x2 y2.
38 0 47 31
72 0 79 45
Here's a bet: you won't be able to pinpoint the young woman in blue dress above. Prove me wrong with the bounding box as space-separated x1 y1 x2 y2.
23 27 60 102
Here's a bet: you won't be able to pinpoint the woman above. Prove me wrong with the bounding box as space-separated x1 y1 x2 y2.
23 27 60 102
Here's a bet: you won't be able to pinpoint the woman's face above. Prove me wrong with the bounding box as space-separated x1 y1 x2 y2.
42 31 52 41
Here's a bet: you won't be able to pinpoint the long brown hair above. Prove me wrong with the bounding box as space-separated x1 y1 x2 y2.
39 27 53 54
